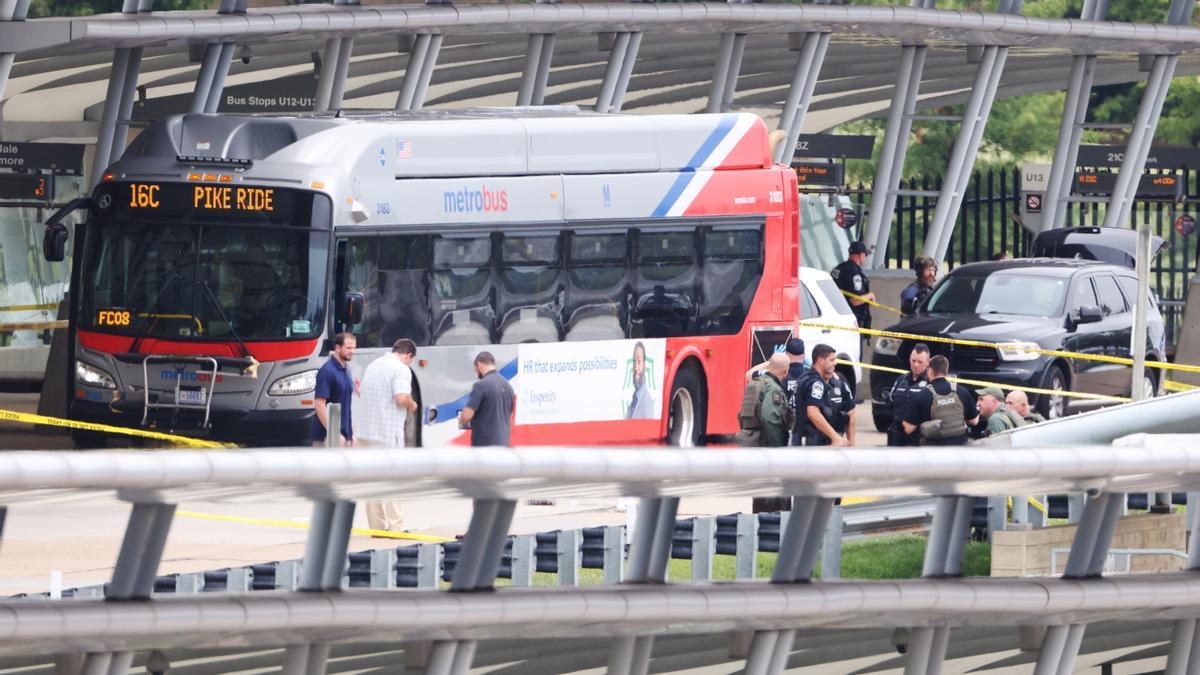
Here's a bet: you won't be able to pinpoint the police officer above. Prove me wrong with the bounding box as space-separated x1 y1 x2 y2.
1006 390 1045 424
757 353 793 447
900 256 937 317
736 353 793 448
801 344 856 446
902 355 979 446
885 343 930 446
832 241 875 330
975 385 1025 437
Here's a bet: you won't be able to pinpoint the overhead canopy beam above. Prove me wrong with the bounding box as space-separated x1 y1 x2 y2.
10 4 1200 58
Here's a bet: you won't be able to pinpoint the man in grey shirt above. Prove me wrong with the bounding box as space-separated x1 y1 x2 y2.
458 351 516 446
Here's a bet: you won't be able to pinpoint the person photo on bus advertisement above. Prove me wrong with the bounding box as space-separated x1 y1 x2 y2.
313 332 356 446
626 341 657 419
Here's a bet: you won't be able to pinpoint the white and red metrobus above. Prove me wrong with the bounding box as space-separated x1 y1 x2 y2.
48 110 801 446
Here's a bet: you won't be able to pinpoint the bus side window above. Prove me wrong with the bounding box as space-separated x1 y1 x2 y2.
376 234 432 347
498 233 562 344
698 223 763 335
564 230 630 342
431 234 495 346
632 228 697 339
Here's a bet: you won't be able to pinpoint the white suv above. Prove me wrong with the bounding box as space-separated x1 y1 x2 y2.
798 266 862 395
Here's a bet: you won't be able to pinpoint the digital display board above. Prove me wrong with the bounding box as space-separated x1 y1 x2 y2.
96 181 299 223
0 174 50 200
1074 172 1182 199
794 162 844 187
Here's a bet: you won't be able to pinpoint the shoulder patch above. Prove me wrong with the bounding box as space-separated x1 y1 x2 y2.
810 380 825 398
852 275 864 292
918 380 928 388
772 392 784 405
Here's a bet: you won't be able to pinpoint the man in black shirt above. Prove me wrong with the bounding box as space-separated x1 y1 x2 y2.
902 355 979 446
831 241 875 330
801 344 856 446
885 343 930 447
459 351 516 446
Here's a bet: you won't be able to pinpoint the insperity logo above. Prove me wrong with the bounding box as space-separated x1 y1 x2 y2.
443 184 508 214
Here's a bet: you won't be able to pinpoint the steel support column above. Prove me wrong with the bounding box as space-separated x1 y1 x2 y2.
773 31 830 165
607 496 680 675
904 495 971 674
314 38 342 112
395 34 431 111
706 33 745 114
410 33 443 110
517 34 546 106
864 43 927 266
1034 492 1124 675
609 31 642 113
530 34 555 105
79 500 175 675
745 497 835 675
595 32 631 114
1101 0 1191 228
426 499 517 675
1164 484 1200 675
0 0 31 109
1040 52 1097 231
924 44 1009 263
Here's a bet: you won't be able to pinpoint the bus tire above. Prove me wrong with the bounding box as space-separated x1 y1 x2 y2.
667 363 706 448
71 430 107 449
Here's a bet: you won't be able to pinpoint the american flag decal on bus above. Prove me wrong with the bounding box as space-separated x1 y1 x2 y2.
396 140 413 158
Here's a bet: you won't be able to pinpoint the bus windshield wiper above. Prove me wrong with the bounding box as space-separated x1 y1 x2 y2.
195 278 260 377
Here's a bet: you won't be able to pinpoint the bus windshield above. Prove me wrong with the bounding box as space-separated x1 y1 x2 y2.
80 221 329 340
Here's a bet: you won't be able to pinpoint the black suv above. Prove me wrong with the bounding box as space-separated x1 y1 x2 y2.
870 257 1166 430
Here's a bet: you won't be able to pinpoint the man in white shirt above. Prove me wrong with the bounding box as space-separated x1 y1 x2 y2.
357 338 418 533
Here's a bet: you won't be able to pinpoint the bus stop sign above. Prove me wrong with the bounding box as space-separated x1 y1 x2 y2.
835 207 858 229
1176 213 1196 236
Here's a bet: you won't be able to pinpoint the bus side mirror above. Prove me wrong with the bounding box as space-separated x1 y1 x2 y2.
338 292 364 326
42 197 92 262
43 224 68 262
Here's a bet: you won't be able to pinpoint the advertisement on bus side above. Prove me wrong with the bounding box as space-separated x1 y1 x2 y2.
515 339 666 424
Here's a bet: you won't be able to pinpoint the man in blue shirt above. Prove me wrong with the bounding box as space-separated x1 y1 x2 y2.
313 332 357 445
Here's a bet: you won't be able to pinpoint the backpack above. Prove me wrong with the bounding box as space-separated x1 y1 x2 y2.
735 378 764 447
920 387 967 441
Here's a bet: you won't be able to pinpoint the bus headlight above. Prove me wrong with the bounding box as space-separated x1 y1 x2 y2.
874 336 902 356
269 370 318 396
997 341 1041 362
76 362 116 389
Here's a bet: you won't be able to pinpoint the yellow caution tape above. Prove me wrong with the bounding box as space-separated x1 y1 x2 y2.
0 320 67 331
0 303 57 312
176 510 449 542
1008 495 1049 516
840 289 903 315
839 358 1129 403
0 407 233 449
812 319 1200 375
1165 379 1198 393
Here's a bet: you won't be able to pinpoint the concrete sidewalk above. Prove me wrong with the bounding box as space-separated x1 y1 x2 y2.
0 391 884 595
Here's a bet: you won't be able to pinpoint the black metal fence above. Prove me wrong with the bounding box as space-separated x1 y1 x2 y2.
850 166 1200 350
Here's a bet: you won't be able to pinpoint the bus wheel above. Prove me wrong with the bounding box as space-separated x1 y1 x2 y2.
667 364 706 447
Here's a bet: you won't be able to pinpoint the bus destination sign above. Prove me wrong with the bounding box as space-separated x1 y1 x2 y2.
127 182 277 213
101 181 295 222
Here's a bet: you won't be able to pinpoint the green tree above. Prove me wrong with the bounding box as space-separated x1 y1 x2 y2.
28 0 211 17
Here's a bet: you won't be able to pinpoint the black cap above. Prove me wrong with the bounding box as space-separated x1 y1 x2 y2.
848 240 869 254
785 338 805 356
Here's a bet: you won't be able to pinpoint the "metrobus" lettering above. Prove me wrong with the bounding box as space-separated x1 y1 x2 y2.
443 185 508 213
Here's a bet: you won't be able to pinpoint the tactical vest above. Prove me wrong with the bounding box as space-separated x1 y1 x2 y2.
1000 407 1027 429
921 388 967 441
736 378 764 446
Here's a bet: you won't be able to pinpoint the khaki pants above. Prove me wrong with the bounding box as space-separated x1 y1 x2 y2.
366 500 404 532
356 437 405 532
